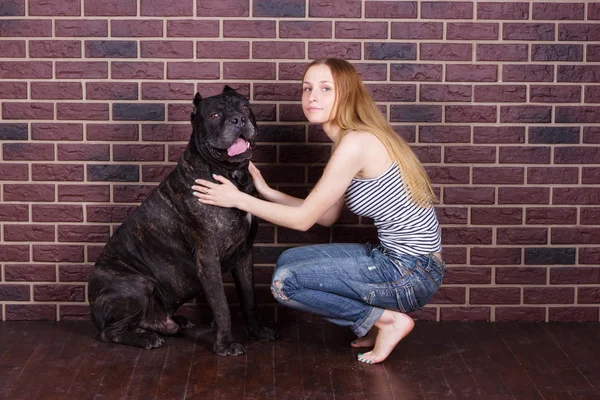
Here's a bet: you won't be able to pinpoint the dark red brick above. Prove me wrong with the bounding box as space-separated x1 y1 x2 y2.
0 40 26 58
420 84 471 102
390 105 442 123
474 85 525 102
113 144 164 161
497 228 548 245
526 207 577 225
0 19 51 36
530 85 582 103
391 22 441 39
0 82 26 99
140 40 192 58
447 23 499 40
56 19 108 37
470 288 520 305
365 1 416 18
57 184 110 202
554 188 600 205
419 126 470 143
31 82 82 100
32 123 83 141
141 82 194 100
84 0 136 16
551 267 598 283
583 168 600 184
527 167 578 184
446 106 496 123
588 44 600 62
530 127 580 144
443 267 491 284
549 307 598 322
6 304 56 320
142 125 188 141
2 102 54 120
533 2 584 20
280 21 331 39
0 164 28 181
477 44 528 61
332 226 378 244
472 208 522 225
578 288 600 304
4 184 54 202
559 66 600 82
0 61 52 79
5 264 56 282
555 147 600 164
32 204 83 222
446 65 498 82
88 164 139 182
111 61 164 79
278 226 330 244
32 164 84 181
87 205 136 222
0 204 28 221
440 307 490 322
584 127 600 144
429 287 465 304
472 167 524 184
34 284 85 302
86 40 136 58
412 146 442 163
167 20 218 37
60 305 91 320
196 83 250 98
57 103 109 121
559 23 600 41
4 224 54 242
58 225 110 243
33 245 84 262
254 0 304 17
426 166 469 184
443 247 467 265
279 144 330 163
140 0 192 16
445 146 495 163
477 2 529 20
436 207 468 224
59 264 94 282
504 65 553 82
503 23 555 40
496 267 546 284
422 1 473 19
586 86 600 103
556 106 600 123
335 21 386 39
420 43 472 61
309 0 361 18
57 143 109 161
223 20 275 38
167 104 191 122
56 61 108 79
532 44 583 61
390 64 442 82
0 244 30 261
501 105 552 123
498 187 550 204
473 126 525 144
223 62 276 80
551 228 600 245
87 82 138 100
253 42 305 59
111 20 163 37
367 84 416 102
364 42 415 60
197 0 248 17
442 227 493 245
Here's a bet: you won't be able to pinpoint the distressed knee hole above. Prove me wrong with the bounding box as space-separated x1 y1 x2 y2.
270 280 288 301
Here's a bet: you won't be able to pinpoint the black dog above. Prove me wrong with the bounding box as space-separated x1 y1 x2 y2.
88 86 278 355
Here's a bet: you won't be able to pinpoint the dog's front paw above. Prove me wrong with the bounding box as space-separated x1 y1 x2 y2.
139 332 165 350
249 326 279 341
214 341 246 356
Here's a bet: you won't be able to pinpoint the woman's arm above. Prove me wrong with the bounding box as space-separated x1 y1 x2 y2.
252 164 345 227
195 134 364 231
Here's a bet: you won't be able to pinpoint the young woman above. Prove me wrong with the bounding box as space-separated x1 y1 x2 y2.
192 58 444 364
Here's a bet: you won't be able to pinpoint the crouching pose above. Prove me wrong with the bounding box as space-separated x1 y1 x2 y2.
192 58 444 364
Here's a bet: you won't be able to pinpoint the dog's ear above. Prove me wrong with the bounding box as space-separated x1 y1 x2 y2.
193 92 202 107
222 85 235 93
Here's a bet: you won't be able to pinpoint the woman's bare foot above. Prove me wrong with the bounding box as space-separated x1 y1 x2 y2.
357 310 414 364
351 327 377 348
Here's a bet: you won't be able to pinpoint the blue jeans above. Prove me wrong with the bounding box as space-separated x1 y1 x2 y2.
271 243 445 338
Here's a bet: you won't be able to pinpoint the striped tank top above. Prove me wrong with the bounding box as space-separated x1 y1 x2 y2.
344 163 442 257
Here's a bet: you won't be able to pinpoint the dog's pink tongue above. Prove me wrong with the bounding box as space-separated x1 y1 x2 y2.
227 138 247 156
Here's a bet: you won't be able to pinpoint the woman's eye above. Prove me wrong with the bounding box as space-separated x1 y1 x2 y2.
210 113 219 119
303 87 311 92
323 87 330 91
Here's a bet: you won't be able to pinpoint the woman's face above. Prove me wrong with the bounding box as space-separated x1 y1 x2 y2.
302 64 336 125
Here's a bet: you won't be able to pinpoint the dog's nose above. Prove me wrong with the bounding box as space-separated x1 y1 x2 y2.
231 116 246 126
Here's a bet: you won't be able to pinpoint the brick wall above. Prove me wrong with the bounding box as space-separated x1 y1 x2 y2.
0 0 599 322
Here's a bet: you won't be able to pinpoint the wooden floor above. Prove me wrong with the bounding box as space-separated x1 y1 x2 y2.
0 321 599 400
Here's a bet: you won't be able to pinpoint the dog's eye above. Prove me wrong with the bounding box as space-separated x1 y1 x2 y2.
242 105 248 111
210 113 219 119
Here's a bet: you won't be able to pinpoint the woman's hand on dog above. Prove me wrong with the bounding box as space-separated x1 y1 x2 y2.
248 162 272 198
193 175 241 208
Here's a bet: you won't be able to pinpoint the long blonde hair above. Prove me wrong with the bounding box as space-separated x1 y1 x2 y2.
303 58 438 207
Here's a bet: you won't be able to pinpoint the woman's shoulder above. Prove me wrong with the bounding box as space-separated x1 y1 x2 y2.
341 130 380 145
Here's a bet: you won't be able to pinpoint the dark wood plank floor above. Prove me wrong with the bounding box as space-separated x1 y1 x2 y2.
0 321 599 400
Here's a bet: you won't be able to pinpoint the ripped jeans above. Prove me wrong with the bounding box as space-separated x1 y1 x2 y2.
271 243 445 338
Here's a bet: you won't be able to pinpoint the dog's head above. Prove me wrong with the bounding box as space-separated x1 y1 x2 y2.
191 86 258 164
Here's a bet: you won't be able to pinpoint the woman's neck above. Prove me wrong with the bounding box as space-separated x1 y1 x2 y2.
322 121 341 142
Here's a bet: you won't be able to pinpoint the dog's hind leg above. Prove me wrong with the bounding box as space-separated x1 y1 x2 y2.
139 296 194 335
90 275 165 349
